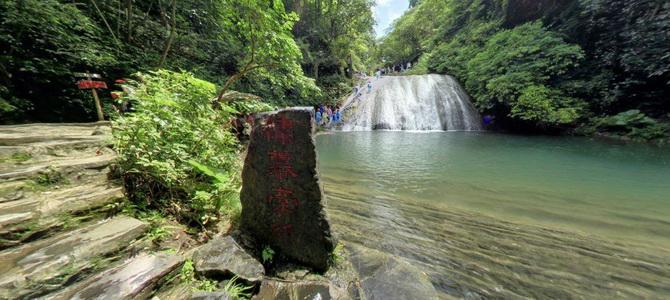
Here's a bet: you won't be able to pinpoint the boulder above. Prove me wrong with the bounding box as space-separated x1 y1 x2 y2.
240 108 336 271
255 280 335 300
346 244 438 300
193 235 265 283
190 291 231 300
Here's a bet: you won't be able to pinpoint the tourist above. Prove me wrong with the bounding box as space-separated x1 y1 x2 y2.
407 62 412 69
375 70 381 79
367 82 372 93
336 109 341 124
354 85 359 94
326 106 333 125
316 108 322 125
321 109 328 126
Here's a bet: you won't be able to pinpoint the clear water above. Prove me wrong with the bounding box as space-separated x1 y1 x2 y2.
318 131 670 298
318 131 670 250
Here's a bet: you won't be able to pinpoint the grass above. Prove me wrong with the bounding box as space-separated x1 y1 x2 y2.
179 260 253 298
0 151 32 163
329 243 345 265
35 165 68 186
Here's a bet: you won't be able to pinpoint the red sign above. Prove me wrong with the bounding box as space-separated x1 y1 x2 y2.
77 80 107 89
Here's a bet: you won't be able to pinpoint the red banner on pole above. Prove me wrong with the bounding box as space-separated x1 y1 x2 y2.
77 80 107 89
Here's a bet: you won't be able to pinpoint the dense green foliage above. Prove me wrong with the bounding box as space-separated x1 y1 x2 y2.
596 110 669 141
465 22 585 126
112 70 273 227
378 0 669 135
283 0 376 103
0 0 374 123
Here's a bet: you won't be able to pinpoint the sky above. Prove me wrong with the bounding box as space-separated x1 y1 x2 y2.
372 0 410 38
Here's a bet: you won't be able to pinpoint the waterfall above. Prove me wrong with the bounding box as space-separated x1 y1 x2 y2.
341 75 482 131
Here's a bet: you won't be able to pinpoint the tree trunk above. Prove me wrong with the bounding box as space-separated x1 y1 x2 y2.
313 61 320 81
126 0 132 40
157 0 176 69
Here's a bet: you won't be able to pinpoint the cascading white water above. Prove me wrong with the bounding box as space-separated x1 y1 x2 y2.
341 74 482 131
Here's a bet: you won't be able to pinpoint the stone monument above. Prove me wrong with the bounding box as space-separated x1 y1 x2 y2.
240 107 336 271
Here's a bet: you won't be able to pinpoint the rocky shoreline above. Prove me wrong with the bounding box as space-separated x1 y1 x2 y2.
0 121 440 299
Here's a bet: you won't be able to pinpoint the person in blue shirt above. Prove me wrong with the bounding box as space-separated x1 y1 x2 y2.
315 109 322 125
335 109 341 123
367 82 372 93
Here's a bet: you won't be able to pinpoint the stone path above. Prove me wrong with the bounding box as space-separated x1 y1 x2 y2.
0 122 184 300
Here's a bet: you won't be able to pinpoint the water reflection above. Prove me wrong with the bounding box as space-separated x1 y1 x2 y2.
318 131 670 299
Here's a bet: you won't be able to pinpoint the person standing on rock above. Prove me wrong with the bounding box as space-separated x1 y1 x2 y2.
316 108 322 125
367 82 372 93
323 109 330 126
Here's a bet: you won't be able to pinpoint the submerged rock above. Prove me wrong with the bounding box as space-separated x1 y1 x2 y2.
346 244 438 300
240 107 336 271
193 235 265 283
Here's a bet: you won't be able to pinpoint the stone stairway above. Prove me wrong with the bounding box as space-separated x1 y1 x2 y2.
0 122 185 300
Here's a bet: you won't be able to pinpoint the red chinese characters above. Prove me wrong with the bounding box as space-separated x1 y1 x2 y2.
261 115 299 238
269 187 298 219
263 116 295 145
266 151 298 183
271 222 295 237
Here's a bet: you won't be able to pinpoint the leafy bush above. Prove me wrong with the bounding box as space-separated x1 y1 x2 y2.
597 110 669 140
600 110 657 130
112 70 271 228
465 22 586 126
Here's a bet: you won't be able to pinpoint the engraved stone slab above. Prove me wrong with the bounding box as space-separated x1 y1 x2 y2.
240 107 336 271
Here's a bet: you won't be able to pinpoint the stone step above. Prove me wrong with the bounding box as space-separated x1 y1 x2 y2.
42 252 185 300
0 122 111 145
0 154 116 180
0 183 124 250
0 216 147 299
0 146 27 158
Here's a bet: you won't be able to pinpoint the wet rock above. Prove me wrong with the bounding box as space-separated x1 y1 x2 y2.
240 107 336 271
255 280 334 300
0 216 147 299
0 183 124 248
193 235 264 283
44 253 184 300
371 123 391 130
346 244 438 300
190 291 231 300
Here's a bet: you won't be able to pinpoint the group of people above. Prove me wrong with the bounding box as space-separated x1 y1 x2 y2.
360 62 412 78
315 104 342 127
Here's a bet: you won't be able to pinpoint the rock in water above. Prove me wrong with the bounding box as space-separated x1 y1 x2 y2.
240 107 336 271
346 244 439 300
